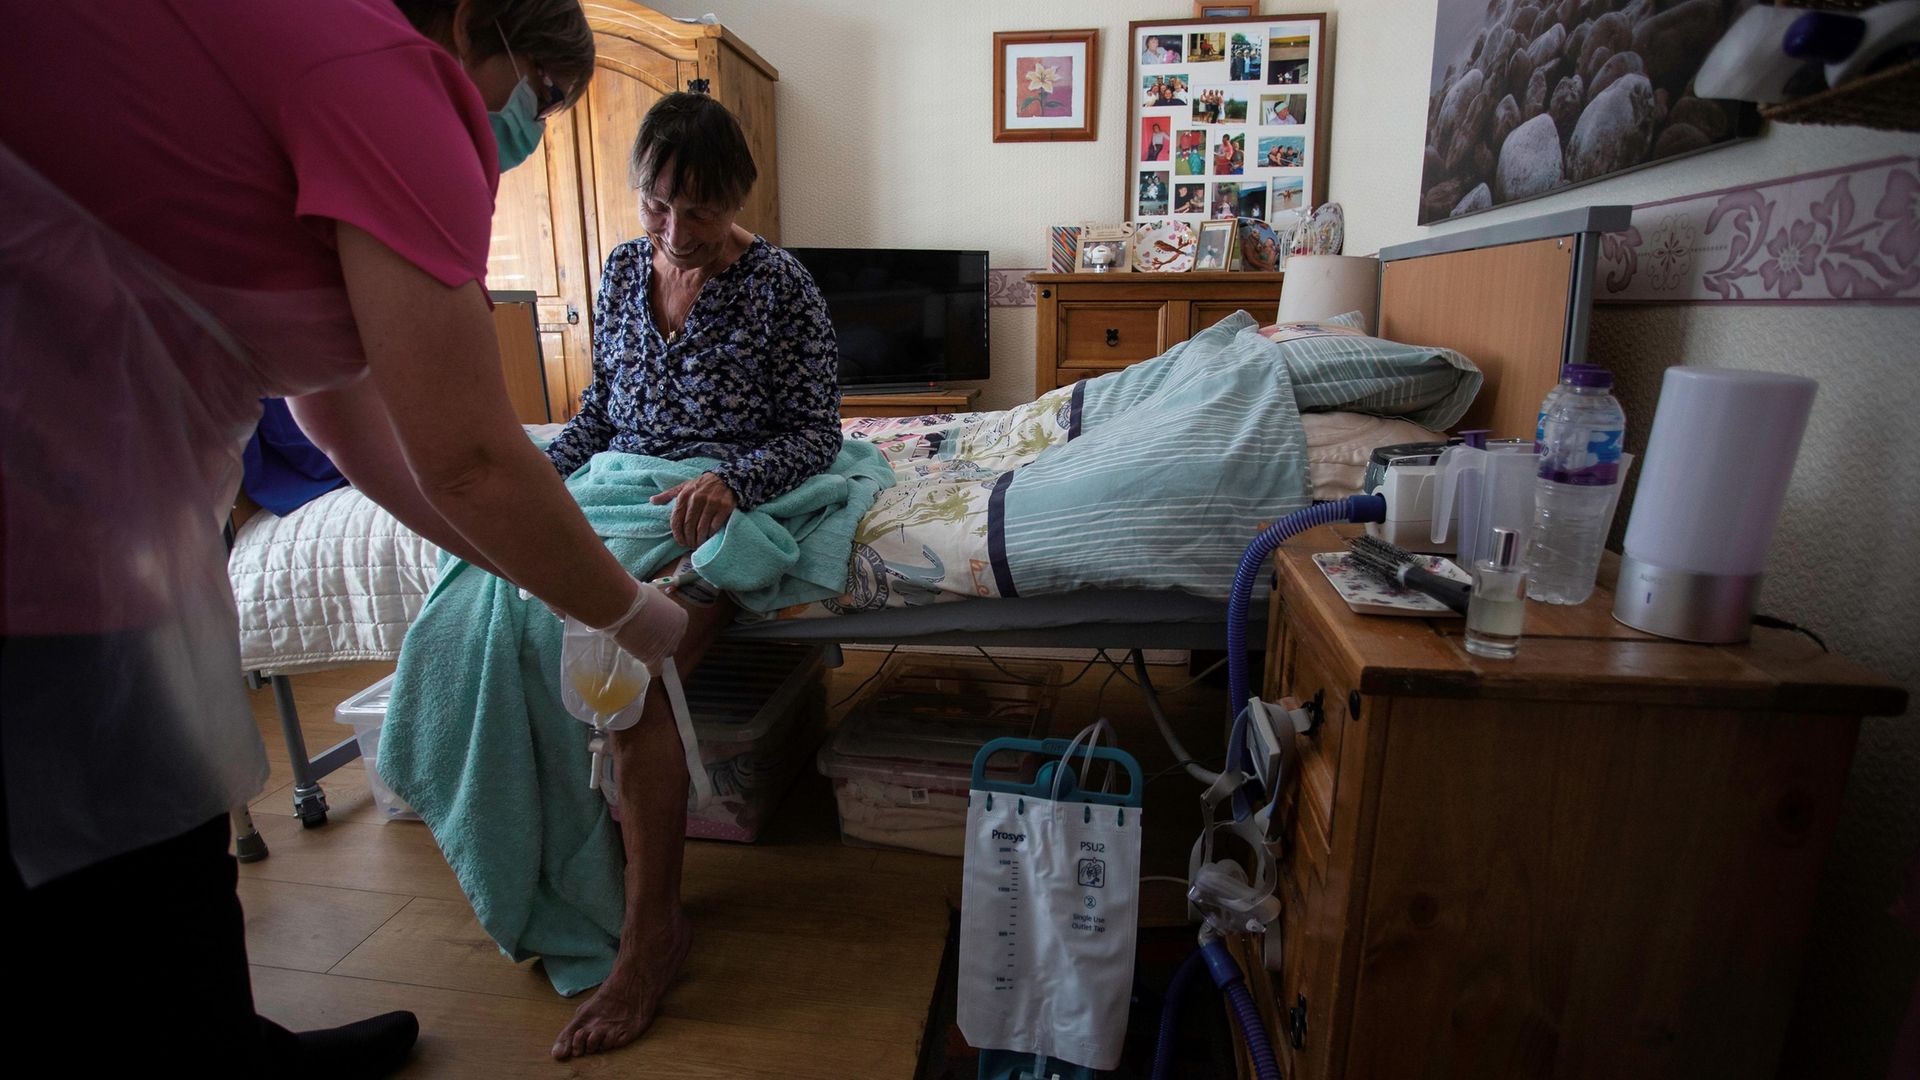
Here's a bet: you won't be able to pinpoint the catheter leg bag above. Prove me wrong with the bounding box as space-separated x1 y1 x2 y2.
958 760 1141 1069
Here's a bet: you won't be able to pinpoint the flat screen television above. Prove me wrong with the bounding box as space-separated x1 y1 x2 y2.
784 247 989 390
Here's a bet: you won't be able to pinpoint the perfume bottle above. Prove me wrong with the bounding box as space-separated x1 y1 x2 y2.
1465 527 1527 659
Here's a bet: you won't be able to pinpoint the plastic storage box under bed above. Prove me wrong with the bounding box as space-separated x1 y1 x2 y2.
334 640 829 840
816 655 1062 856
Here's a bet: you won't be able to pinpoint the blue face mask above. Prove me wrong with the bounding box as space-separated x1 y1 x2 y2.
490 77 545 173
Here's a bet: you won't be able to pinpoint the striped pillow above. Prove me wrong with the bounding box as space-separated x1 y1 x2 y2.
1252 314 1483 431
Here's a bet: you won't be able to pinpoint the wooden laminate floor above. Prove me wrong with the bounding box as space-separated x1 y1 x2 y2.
238 650 1228 1078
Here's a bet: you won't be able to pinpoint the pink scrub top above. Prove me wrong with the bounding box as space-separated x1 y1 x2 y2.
0 0 498 297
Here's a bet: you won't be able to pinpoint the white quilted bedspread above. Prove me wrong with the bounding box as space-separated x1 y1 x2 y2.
230 485 442 675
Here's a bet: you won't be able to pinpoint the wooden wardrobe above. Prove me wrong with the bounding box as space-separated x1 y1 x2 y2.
485 1 779 420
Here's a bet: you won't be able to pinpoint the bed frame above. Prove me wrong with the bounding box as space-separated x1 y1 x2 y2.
736 205 1629 650
239 206 1629 848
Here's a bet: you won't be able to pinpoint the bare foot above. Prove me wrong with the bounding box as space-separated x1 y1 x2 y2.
551 914 692 1060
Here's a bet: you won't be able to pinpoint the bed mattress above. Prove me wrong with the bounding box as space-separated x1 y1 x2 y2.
229 409 1433 674
230 484 444 675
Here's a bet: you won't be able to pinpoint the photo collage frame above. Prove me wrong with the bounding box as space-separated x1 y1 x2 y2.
1127 12 1328 268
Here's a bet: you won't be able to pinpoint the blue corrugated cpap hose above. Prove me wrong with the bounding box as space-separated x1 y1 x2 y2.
1151 939 1284 1080
1224 495 1386 820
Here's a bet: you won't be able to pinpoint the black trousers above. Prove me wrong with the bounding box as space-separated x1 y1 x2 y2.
0 809 305 1073
0 660 300 1076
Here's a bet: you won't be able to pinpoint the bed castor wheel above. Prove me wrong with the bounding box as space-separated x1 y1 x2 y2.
294 786 330 829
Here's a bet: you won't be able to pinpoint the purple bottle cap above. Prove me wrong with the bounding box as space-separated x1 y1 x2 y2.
1566 366 1613 389
1784 11 1866 62
1458 428 1490 449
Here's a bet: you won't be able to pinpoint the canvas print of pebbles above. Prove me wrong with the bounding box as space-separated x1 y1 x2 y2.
1420 0 1760 224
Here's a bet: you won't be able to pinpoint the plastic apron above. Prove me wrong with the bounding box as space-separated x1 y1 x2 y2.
0 142 367 887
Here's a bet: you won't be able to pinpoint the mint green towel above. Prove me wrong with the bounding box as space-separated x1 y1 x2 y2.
378 442 891 995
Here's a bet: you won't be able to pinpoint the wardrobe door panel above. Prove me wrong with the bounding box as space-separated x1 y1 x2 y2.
488 109 593 418
703 40 779 243
581 43 683 290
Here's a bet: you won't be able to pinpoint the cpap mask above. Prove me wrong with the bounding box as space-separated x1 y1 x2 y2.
557 580 711 811
1184 698 1290 967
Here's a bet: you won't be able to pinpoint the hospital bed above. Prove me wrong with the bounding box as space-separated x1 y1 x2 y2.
228 207 1625 830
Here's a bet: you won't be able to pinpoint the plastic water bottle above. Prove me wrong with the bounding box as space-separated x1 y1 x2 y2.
1532 364 1596 448
1527 366 1626 605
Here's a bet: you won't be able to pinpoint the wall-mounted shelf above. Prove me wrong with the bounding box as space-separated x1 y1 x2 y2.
1760 54 1920 132
1759 0 1920 133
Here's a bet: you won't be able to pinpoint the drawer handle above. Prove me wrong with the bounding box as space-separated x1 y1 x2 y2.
1348 689 1362 719
1280 690 1324 736
1039 288 1052 299
1105 327 1120 347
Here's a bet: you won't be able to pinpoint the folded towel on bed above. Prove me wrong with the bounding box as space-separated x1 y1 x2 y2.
377 441 891 996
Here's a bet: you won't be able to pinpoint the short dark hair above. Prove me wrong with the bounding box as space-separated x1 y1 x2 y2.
394 0 594 111
629 92 757 207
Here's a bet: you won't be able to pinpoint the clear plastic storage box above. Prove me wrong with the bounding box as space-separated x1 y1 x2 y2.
816 656 1060 856
334 641 828 837
684 641 828 842
335 674 418 821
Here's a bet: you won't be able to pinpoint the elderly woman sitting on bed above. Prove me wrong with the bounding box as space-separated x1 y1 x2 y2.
536 91 841 1060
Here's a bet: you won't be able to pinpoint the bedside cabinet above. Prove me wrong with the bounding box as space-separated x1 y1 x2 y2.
1028 271 1285 394
1260 525 1906 1079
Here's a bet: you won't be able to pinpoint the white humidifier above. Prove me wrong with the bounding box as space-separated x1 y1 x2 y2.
1612 367 1818 644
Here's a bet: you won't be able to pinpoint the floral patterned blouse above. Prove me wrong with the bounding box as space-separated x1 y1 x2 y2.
544 235 843 510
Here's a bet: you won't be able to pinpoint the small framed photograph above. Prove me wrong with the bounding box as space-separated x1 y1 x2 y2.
1076 224 1135 274
1194 4 1258 20
1259 93 1307 125
1137 169 1170 217
1213 180 1268 220
1194 220 1235 270
993 29 1099 143
1258 134 1305 169
1139 32 1184 66
1271 176 1306 212
1141 73 1189 107
1267 32 1312 86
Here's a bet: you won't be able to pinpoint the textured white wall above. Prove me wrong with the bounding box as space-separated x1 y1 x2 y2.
651 0 1146 412
655 2 1916 1070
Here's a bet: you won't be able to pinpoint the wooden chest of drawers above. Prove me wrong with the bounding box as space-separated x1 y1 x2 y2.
1028 271 1286 394
1260 525 1906 1079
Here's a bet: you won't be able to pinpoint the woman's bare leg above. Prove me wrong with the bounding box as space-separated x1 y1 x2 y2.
552 563 733 1060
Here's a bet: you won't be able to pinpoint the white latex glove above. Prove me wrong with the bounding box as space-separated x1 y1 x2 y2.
605 579 688 671
557 579 687 731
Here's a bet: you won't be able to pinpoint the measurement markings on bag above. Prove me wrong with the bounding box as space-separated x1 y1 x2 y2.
995 844 1021 989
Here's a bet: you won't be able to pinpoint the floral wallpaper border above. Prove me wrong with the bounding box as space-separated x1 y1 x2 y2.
988 268 1040 307
1597 155 1920 304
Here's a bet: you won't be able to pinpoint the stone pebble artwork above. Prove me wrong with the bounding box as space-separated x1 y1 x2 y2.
1421 0 1750 223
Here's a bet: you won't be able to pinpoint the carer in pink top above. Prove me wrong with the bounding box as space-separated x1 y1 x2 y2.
0 1 686 1074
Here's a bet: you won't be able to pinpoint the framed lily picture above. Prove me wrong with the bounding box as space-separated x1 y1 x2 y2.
993 29 1099 143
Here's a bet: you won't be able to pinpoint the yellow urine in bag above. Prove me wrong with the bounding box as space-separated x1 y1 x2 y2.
569 668 645 715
